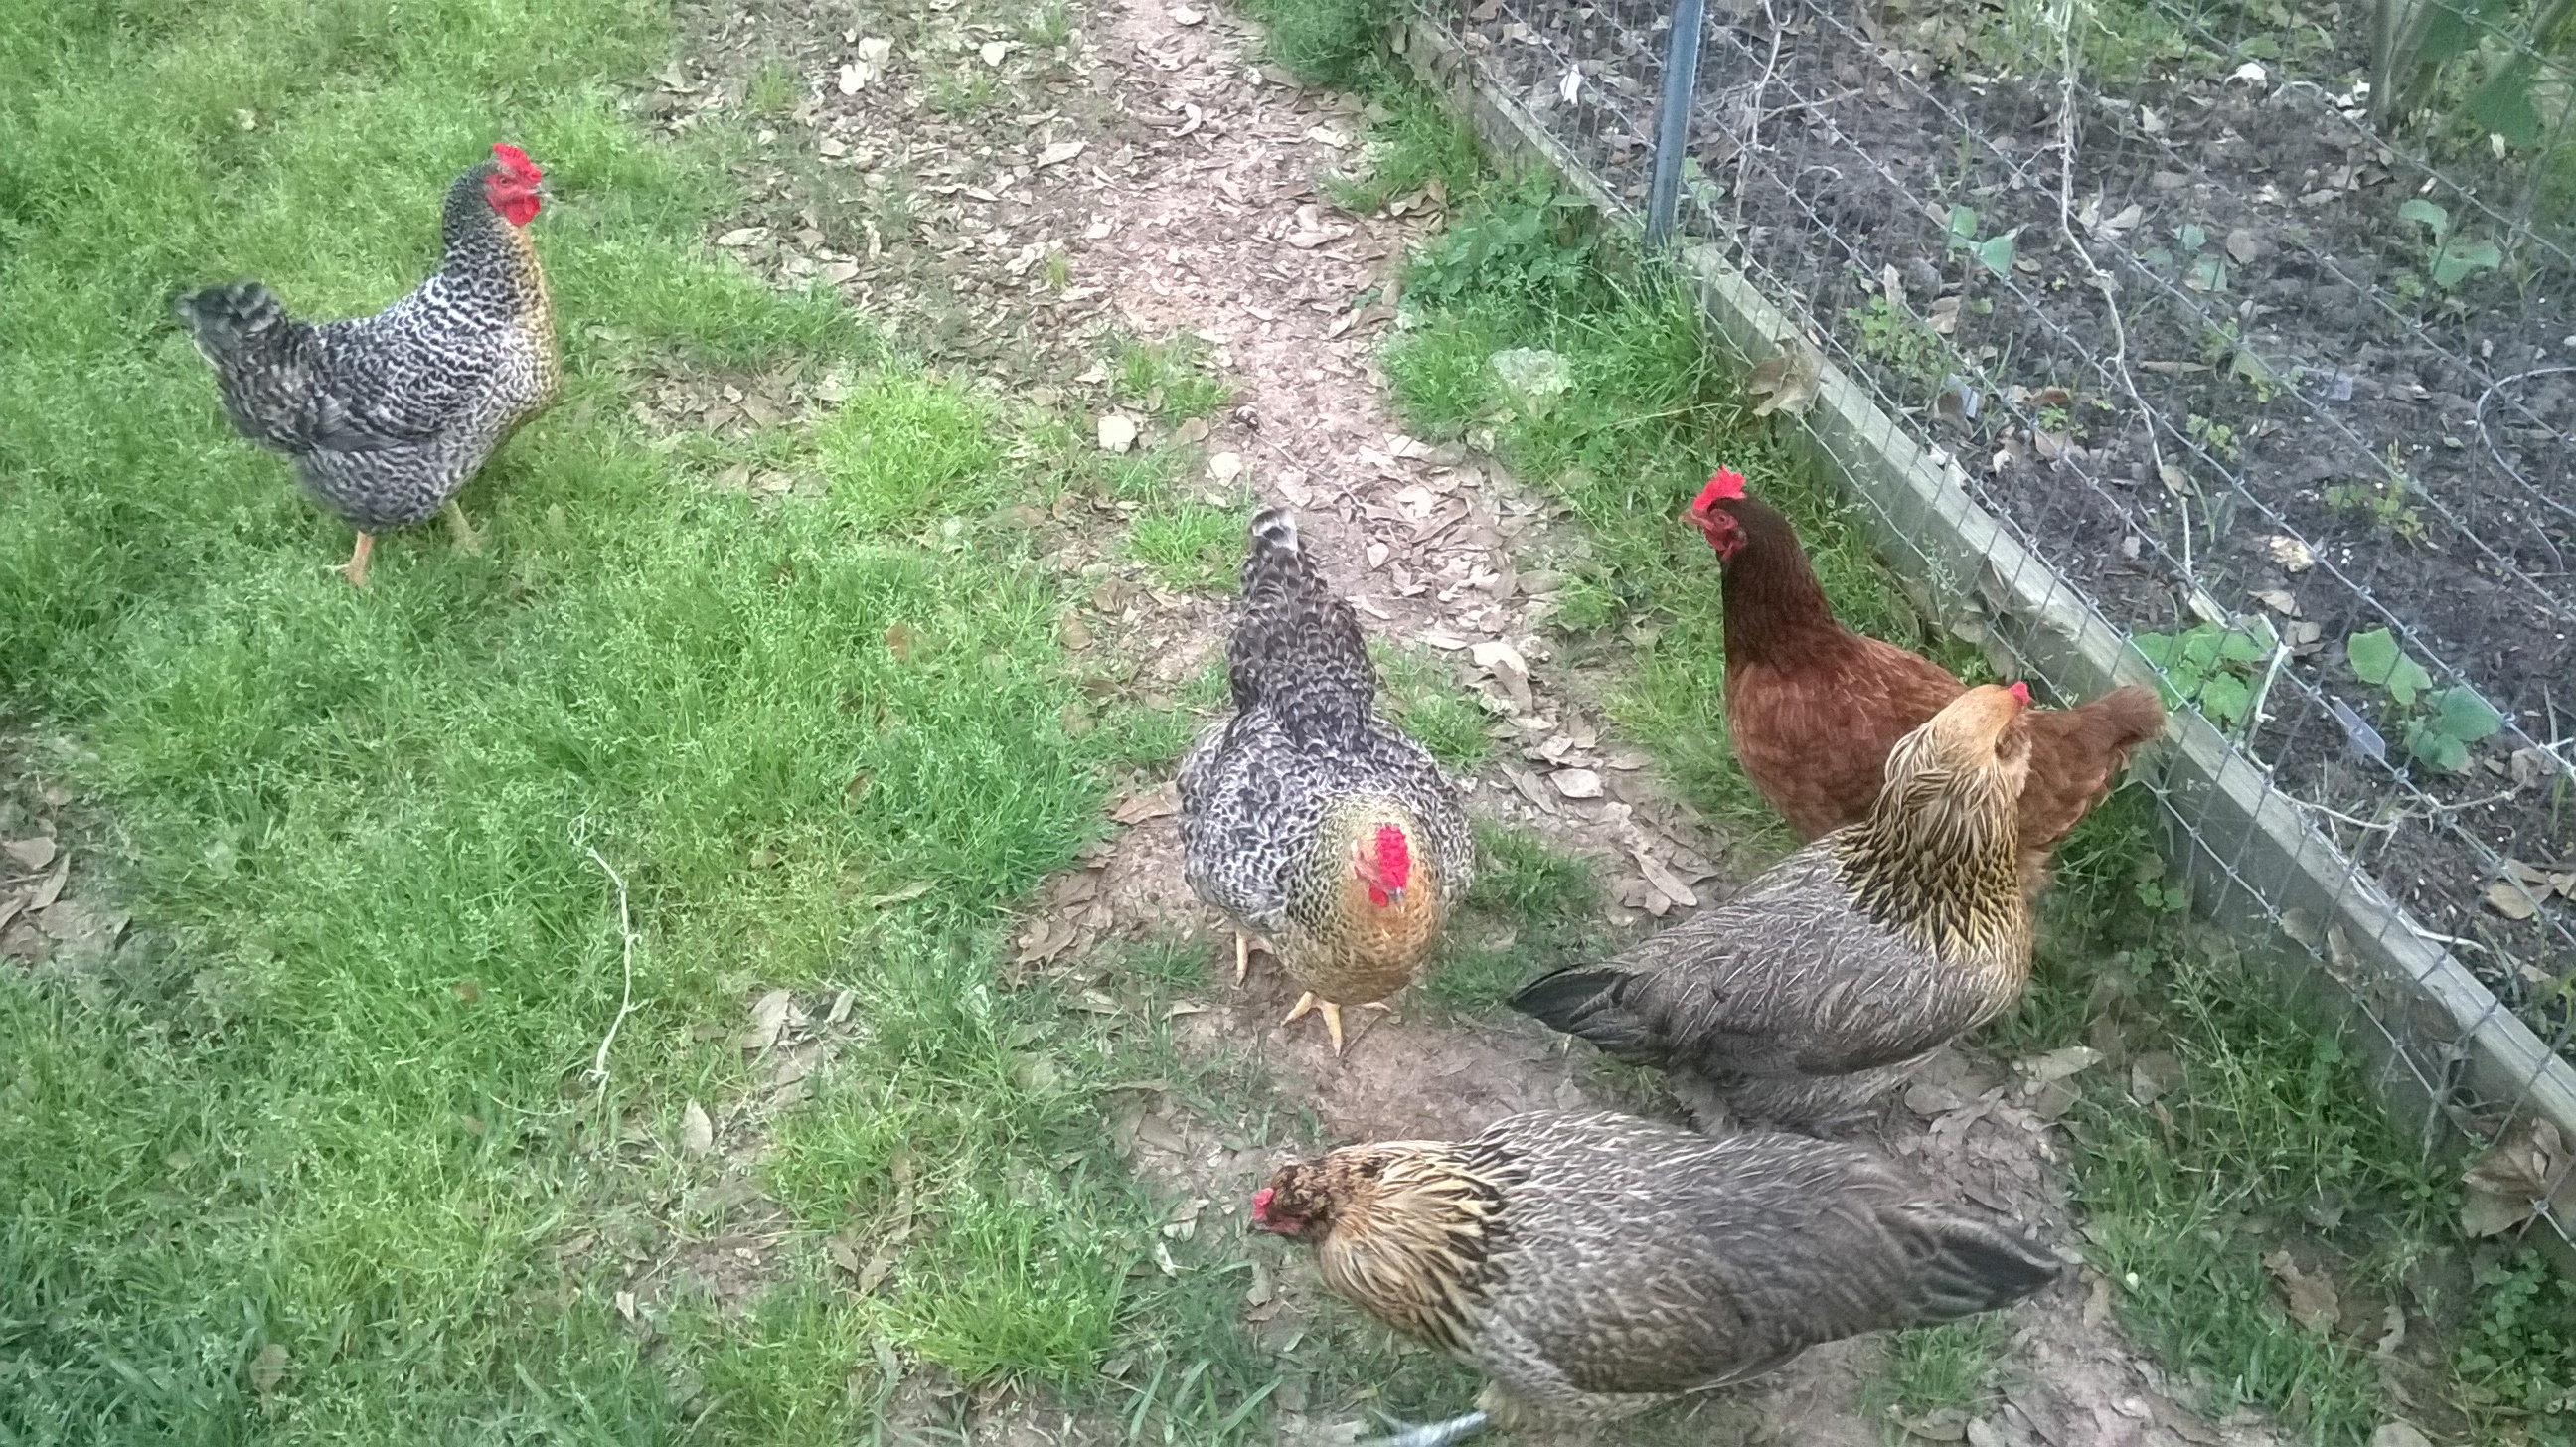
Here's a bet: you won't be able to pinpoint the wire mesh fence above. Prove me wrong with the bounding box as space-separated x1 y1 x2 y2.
1407 0 2576 1242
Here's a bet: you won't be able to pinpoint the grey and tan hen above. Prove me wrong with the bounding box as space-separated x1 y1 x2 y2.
1254 1109 2058 1445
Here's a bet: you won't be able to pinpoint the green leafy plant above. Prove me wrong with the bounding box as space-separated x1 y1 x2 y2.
1847 293 1959 388
1405 176 1594 309
2397 198 2504 289
2133 618 2277 728
2146 221 2229 292
1945 204 2018 276
2183 411 2239 460
2346 627 2502 772
2324 449 2427 543
2455 1249 2576 1429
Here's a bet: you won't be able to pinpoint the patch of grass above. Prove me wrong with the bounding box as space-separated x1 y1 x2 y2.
928 65 999 117
0 1 1263 1439
1113 335 1234 423
1130 499 1252 592
1371 642 1495 772
1429 823 1600 1012
1324 89 1482 215
1021 0 1074 50
1868 1318 2012 1426
816 372 1008 528
1235 0 1388 89
1381 175 1925 840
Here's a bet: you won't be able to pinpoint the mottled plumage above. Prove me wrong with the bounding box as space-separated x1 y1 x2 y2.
1255 1110 2057 1441
1690 472 2162 894
1178 509 1472 1049
1514 685 2033 1128
179 144 559 583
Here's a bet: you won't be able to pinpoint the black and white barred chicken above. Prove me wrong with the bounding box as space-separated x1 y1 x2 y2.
1178 509 1473 1054
178 143 559 586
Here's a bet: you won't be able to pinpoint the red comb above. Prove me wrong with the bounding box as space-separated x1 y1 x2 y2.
1251 1187 1274 1222
1374 824 1411 892
2008 682 2031 706
1690 468 1747 512
491 143 541 180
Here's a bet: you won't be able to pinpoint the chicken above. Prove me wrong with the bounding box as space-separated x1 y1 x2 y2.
1178 508 1473 1053
178 143 559 586
1253 1110 2057 1447
1513 684 2032 1129
1687 468 2163 892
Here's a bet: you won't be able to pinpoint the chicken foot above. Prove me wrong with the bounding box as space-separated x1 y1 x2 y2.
1360 1410 1488 1447
1283 993 1393 1056
337 532 376 587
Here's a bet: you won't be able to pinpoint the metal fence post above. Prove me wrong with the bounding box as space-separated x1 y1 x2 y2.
1645 0 1708 244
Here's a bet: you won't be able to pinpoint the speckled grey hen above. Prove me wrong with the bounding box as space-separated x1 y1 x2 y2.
1178 508 1472 1053
178 143 559 586
1514 683 2035 1129
1254 1110 2058 1446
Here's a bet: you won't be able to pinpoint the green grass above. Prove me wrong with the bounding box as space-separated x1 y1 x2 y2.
1371 642 1495 773
1112 335 1234 424
0 1 1276 1439
1129 499 1251 593
1426 823 1600 1013
1867 1317 2013 1426
1235 0 1387 90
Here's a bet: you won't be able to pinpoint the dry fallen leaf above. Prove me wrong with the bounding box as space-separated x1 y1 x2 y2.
2461 1117 2576 1236
2 837 55 872
1097 413 1139 453
2486 879 2544 921
1110 781 1181 824
738 989 801 1052
679 1100 715 1156
1549 768 1603 800
2264 1249 2339 1333
1745 343 1823 418
249 1342 290 1398
1036 140 1086 168
2264 535 2315 572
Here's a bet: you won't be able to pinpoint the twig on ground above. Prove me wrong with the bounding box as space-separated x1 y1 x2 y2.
585 845 642 1086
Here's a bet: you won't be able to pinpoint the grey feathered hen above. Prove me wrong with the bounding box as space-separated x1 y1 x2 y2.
1254 1109 2059 1446
1514 684 2035 1129
178 143 560 585
1177 508 1472 1052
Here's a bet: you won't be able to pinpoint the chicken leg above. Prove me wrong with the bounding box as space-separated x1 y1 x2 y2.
338 532 376 587
1235 931 1250 986
442 498 483 555
1362 1412 1488 1447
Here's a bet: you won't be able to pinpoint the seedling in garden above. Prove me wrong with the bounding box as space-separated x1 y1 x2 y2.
2323 447 2425 543
1946 205 2019 277
2133 617 2278 729
2398 199 2503 289
2345 627 2503 773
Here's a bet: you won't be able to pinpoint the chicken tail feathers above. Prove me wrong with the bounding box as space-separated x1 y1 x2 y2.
176 282 291 357
1896 1210 2060 1325
176 282 329 454
2087 683 2167 750
1226 507 1377 726
1510 966 1657 1056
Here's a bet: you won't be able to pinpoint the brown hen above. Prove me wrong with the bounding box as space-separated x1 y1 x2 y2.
1254 1110 2057 1446
1689 468 2163 892
1514 685 2033 1129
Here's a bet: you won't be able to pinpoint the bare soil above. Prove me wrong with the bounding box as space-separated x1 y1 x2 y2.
609 0 2323 1441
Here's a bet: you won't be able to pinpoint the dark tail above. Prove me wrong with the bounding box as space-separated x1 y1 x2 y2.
1511 966 1658 1057
1897 1210 2060 1324
1239 506 1309 597
176 281 292 361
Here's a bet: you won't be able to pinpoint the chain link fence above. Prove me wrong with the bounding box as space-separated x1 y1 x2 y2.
1401 0 2576 1246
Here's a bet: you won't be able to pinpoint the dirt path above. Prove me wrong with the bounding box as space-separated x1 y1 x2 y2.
660 1 2286 1441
